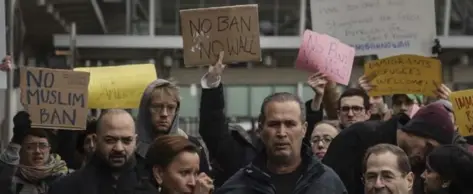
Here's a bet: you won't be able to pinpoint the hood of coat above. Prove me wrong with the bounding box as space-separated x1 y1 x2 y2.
135 79 188 157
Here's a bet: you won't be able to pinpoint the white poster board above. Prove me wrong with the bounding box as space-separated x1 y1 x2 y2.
0 1 6 89
310 0 436 57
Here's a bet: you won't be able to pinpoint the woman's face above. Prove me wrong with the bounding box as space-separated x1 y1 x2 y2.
311 123 339 159
421 163 449 194
154 151 200 194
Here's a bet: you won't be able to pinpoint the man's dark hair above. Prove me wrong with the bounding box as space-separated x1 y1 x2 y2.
258 92 305 125
338 88 370 110
24 128 50 143
362 144 411 175
76 118 98 154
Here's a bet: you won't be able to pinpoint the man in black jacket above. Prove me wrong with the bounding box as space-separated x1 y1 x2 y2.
199 52 324 187
216 92 346 194
49 109 156 194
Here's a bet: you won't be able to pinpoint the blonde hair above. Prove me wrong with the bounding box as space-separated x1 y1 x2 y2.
151 81 180 103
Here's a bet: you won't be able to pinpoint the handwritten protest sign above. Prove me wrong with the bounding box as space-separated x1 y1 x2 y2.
310 0 436 56
450 89 473 136
364 55 442 96
180 4 261 66
74 64 157 109
20 67 90 130
295 30 355 85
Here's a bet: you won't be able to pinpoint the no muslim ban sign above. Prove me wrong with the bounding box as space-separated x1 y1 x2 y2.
20 67 90 130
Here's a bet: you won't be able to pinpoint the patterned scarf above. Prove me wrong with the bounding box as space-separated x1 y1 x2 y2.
17 154 68 183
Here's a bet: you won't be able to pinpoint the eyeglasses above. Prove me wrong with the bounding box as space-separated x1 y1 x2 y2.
23 142 50 152
311 137 333 145
362 173 404 185
340 106 365 114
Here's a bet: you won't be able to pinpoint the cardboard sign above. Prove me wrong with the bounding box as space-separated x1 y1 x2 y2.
450 90 473 136
310 0 436 57
180 4 261 66
296 30 355 85
364 55 442 96
20 67 90 130
74 64 157 109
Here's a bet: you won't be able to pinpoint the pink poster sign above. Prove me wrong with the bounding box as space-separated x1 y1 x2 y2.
296 30 355 85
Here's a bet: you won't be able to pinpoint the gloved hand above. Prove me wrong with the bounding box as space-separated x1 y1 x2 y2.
11 111 31 144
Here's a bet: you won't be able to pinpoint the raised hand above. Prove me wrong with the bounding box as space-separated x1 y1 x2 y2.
208 51 226 78
307 72 328 96
358 72 377 92
433 82 451 100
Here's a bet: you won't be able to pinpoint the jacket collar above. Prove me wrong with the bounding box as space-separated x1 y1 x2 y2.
243 143 325 188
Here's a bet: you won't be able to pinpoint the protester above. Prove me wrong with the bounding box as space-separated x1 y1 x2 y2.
323 102 456 194
422 145 473 194
76 118 98 168
0 111 71 194
135 77 210 174
216 92 346 194
49 109 157 194
310 120 340 159
146 135 214 194
198 52 332 187
362 144 414 194
368 96 391 121
337 87 372 129
392 94 422 116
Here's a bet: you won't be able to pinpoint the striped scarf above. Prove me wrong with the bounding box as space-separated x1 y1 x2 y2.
17 154 68 183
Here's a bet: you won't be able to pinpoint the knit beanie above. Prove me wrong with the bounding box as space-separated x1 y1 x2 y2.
401 103 455 144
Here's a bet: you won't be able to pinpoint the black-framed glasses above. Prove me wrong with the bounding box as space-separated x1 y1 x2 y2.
340 106 365 114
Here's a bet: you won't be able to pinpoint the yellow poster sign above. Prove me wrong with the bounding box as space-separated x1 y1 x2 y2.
364 55 442 96
450 89 473 136
74 64 157 109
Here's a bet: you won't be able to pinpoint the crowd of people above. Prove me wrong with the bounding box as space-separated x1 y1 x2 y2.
0 49 473 194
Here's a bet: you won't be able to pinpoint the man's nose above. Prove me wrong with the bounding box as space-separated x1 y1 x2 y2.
113 141 125 151
347 109 355 116
34 146 41 153
160 108 169 116
317 140 325 148
374 177 385 188
401 104 409 110
275 126 288 137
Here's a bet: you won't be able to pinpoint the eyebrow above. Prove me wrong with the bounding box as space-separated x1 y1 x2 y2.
104 135 133 139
